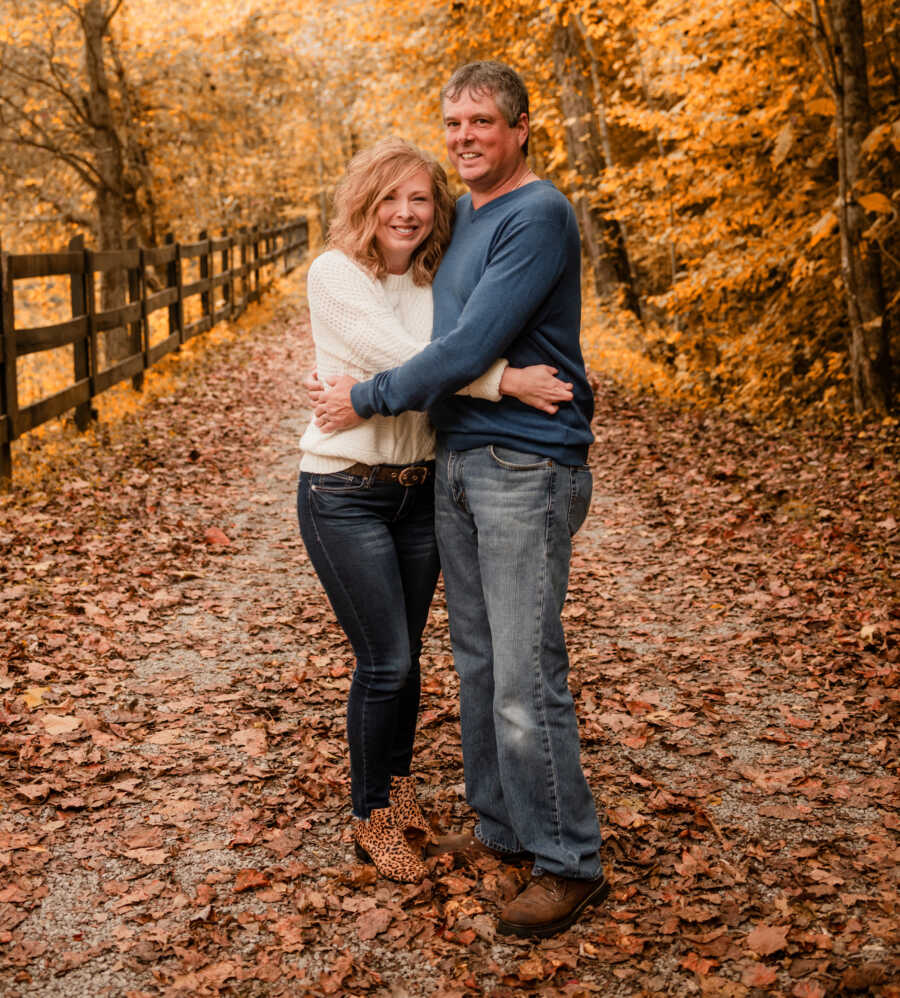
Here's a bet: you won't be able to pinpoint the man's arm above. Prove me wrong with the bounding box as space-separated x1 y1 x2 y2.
351 215 569 419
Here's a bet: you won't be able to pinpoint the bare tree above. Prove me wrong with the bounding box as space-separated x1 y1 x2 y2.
0 0 149 361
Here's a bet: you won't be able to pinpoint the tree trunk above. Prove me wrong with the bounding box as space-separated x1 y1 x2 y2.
82 0 130 363
816 0 892 413
551 20 640 315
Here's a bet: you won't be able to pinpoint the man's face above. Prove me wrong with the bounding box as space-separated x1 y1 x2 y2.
443 88 527 199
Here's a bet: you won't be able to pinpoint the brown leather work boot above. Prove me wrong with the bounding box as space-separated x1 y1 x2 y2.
425 831 532 863
497 872 610 938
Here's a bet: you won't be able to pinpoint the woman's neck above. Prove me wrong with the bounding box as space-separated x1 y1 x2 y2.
384 251 412 275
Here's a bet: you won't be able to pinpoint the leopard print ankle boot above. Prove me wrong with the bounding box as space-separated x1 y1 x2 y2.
390 775 430 836
353 806 427 883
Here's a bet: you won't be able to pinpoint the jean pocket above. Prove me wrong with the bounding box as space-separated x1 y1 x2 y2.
488 445 552 471
567 466 592 536
309 472 367 495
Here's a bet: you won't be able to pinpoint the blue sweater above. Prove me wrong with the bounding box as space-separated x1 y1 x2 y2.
351 181 594 465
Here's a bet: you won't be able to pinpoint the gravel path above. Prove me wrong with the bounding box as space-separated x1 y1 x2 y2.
1 269 897 997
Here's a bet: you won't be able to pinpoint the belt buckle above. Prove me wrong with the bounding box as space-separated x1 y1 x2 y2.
398 465 427 486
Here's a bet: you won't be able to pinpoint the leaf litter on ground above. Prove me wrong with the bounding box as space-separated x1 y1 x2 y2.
0 269 898 996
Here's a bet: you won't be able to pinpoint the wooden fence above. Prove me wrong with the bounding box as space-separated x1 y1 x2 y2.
0 219 308 481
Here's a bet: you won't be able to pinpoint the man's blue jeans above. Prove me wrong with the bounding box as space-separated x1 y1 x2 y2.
297 469 440 819
435 443 603 880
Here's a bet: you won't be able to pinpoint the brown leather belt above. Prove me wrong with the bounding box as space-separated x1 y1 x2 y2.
344 462 433 486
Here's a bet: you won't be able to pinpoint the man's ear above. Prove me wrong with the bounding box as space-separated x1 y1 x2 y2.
517 113 530 149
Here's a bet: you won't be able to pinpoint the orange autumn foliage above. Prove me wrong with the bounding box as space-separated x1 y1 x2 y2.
2 0 898 422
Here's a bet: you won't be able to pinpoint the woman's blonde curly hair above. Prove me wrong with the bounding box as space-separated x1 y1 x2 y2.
327 138 454 286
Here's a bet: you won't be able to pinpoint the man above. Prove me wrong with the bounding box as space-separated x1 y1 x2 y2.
315 61 607 938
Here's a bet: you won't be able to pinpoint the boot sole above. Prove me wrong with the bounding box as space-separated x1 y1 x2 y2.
497 875 611 939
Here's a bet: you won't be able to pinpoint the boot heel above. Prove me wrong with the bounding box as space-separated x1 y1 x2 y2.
353 806 427 883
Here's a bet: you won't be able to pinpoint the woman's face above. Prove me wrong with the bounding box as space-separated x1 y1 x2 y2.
374 168 435 274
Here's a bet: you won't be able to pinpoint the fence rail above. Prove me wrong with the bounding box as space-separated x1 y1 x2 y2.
0 219 308 481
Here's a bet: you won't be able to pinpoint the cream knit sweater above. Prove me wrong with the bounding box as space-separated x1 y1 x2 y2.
299 250 506 473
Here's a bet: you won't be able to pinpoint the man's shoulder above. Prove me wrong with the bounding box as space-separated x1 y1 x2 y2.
517 181 576 225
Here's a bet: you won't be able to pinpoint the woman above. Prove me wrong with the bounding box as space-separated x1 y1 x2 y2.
297 138 572 883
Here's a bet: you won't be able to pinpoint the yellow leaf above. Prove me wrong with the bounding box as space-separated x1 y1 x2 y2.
771 122 793 167
22 686 50 710
861 122 890 156
808 210 837 247
807 97 834 116
858 192 894 214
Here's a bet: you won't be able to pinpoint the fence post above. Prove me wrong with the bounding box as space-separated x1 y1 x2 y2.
68 235 94 430
239 230 248 316
126 236 143 391
199 228 211 323
85 248 98 397
221 232 233 318
0 238 17 482
139 245 150 373
252 227 261 302
165 232 184 347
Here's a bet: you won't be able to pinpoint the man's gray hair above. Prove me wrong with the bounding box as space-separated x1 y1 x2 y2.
441 61 530 154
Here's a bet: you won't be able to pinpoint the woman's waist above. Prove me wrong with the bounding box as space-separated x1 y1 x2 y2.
299 413 435 469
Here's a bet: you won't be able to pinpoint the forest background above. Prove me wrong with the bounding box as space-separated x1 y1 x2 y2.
0 0 898 427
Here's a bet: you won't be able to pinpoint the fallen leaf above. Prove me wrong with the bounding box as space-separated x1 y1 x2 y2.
123 848 168 865
746 922 789 956
42 714 81 735
741 963 778 987
234 869 269 892
356 907 392 940
231 727 267 756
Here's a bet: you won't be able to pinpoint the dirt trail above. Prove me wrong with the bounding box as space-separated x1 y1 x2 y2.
1 270 897 997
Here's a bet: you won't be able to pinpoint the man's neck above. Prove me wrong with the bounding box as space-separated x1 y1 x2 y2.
470 160 538 210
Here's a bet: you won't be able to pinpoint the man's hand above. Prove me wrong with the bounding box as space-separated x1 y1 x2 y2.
500 365 573 414
313 374 363 432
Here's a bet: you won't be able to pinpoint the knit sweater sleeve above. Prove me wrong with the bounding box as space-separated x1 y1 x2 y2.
307 252 427 371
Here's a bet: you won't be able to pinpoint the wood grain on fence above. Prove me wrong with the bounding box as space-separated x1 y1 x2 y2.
0 220 307 481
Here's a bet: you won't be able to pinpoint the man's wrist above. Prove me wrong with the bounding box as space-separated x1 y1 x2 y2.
350 380 375 419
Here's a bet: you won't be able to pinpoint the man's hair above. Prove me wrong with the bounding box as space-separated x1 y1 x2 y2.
327 138 454 286
441 61 530 155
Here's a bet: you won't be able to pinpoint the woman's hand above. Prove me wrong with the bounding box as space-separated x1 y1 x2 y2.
313 374 363 432
304 368 326 406
500 365 574 414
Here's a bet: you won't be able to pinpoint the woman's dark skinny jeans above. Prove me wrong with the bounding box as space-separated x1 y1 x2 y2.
297 468 440 819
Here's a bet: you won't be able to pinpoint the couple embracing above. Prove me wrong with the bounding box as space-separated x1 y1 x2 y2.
297 61 608 939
